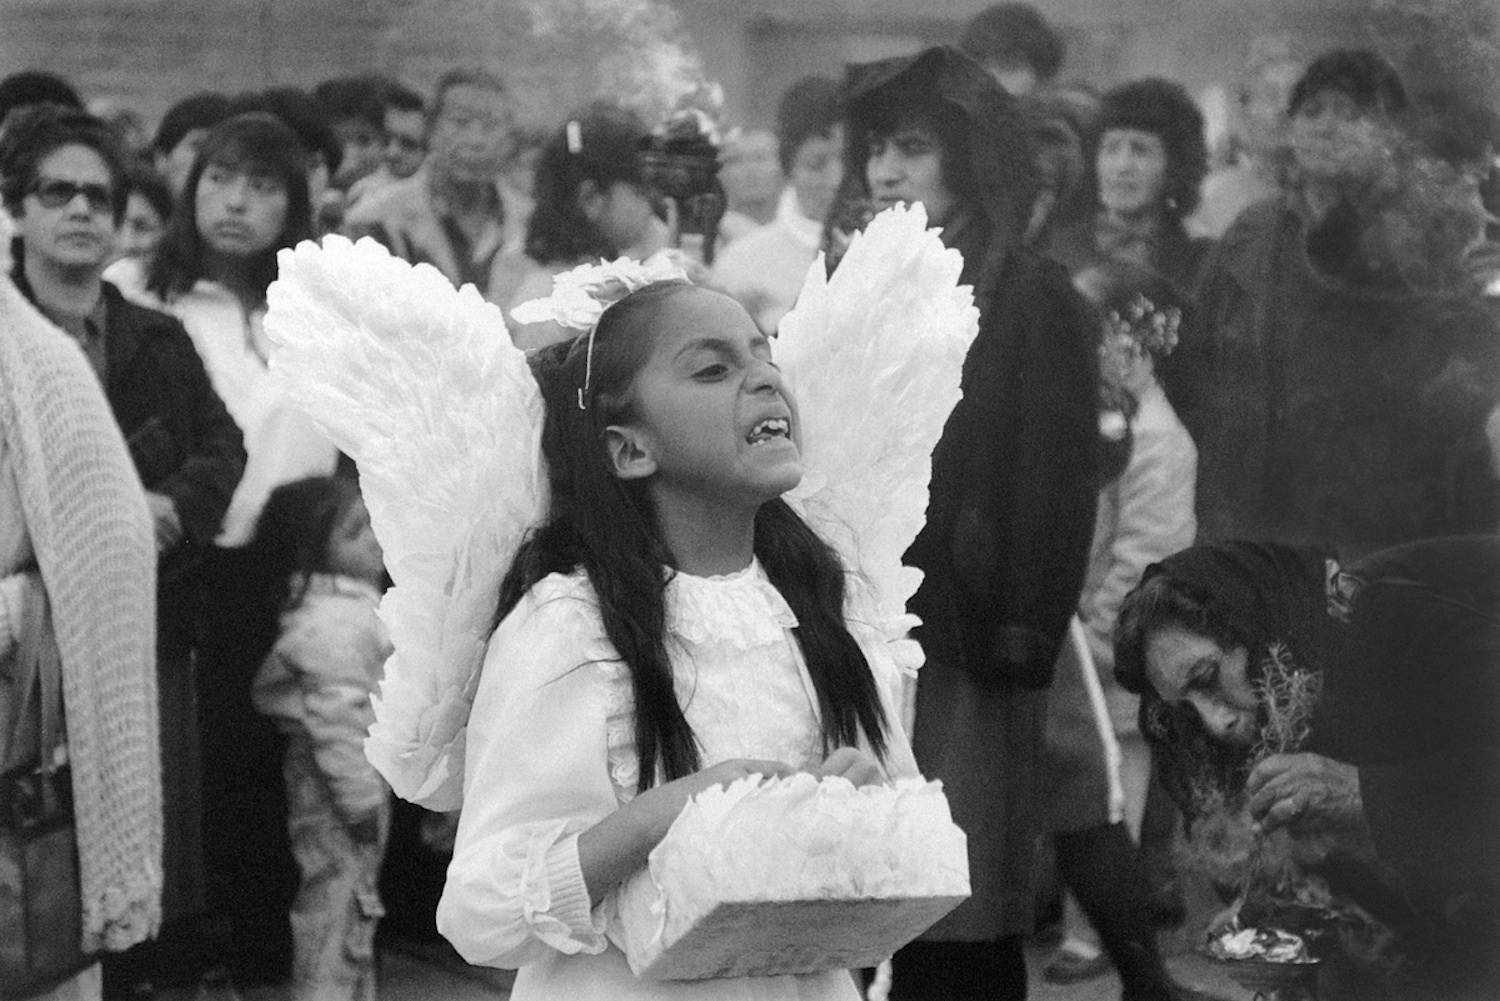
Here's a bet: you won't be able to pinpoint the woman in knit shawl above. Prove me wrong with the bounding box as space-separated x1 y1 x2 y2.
0 227 161 999
1116 538 1500 1000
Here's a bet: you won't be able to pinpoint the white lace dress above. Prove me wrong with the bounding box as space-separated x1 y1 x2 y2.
438 561 920 1001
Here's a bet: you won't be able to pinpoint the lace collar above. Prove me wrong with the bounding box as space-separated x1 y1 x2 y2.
664 559 799 650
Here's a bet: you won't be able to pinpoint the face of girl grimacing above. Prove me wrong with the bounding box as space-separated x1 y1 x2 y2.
606 287 804 509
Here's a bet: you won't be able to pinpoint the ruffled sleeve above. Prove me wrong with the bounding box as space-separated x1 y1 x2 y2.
436 573 620 968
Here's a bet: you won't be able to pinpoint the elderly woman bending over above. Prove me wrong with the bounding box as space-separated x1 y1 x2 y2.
1115 538 1500 1001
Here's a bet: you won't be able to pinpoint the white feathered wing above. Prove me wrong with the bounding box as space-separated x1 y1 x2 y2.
265 235 545 811
777 203 979 664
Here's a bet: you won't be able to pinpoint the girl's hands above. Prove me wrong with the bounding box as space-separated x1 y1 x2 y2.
815 747 888 788
579 757 789 903
1246 752 1363 835
642 757 793 832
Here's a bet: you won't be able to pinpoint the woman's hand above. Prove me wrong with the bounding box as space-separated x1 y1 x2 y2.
815 747 888 788
577 757 790 904
1246 752 1363 835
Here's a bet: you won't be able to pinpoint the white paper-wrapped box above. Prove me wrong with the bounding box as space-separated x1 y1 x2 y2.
609 773 971 980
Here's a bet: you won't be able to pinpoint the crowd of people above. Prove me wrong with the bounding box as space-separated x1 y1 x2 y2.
0 2 1497 1000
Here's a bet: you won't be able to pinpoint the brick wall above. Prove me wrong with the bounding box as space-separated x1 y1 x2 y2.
0 0 1473 137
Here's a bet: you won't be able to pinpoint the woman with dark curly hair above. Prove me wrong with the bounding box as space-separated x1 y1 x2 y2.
830 44 1101 1000
1045 77 1213 299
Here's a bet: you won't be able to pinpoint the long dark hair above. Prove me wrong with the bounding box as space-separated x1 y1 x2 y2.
146 112 315 303
497 283 889 792
1115 572 1260 816
245 476 366 616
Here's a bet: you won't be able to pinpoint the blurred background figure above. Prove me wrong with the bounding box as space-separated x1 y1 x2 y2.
248 477 392 1001
344 68 530 307
0 224 163 1001
713 75 843 333
1185 49 1500 558
716 127 782 243
88 97 151 161
1116 537 1500 1000
111 111 337 991
115 162 173 264
1189 37 1301 238
508 104 668 349
958 2 1066 97
346 78 429 208
0 69 83 128
1017 85 1099 248
149 92 231 198
1037 261 1197 998
0 103 246 999
313 76 388 193
834 43 1100 1001
500 123 548 201
1046 78 1212 300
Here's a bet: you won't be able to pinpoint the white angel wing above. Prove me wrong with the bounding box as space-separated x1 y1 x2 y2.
776 203 979 655
265 235 546 811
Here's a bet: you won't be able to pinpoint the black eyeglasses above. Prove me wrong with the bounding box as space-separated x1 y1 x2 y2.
31 178 115 213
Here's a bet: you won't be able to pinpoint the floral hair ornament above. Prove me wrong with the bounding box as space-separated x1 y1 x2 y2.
1105 294 1182 358
511 252 692 409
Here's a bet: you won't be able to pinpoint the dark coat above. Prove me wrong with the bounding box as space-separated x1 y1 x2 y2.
903 248 1101 941
1045 213 1213 301
103 281 246 923
1185 198 1500 556
840 46 1101 944
98 282 245 562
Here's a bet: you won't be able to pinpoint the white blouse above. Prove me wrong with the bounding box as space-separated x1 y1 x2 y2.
438 561 920 1001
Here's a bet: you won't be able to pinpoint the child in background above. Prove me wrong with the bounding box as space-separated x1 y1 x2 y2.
250 476 392 1001
1040 260 1198 995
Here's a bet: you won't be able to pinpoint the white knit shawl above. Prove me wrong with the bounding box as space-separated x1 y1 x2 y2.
0 273 162 951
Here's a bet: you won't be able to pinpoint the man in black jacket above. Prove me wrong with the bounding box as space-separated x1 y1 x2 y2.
1 103 246 993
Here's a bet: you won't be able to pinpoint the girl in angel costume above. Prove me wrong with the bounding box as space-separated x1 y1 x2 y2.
264 203 977 1000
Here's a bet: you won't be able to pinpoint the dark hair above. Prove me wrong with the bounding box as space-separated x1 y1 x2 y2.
1114 571 1258 818
146 113 315 302
313 76 387 134
229 88 343 176
0 105 130 224
958 3 1065 82
433 68 506 121
1407 89 1499 171
152 92 231 155
382 80 425 116
124 161 174 225
245 475 367 627
0 71 83 125
1091 78 1208 220
775 77 842 176
1114 571 1246 696
838 47 1038 301
497 283 890 792
524 106 649 265
1287 49 1406 119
